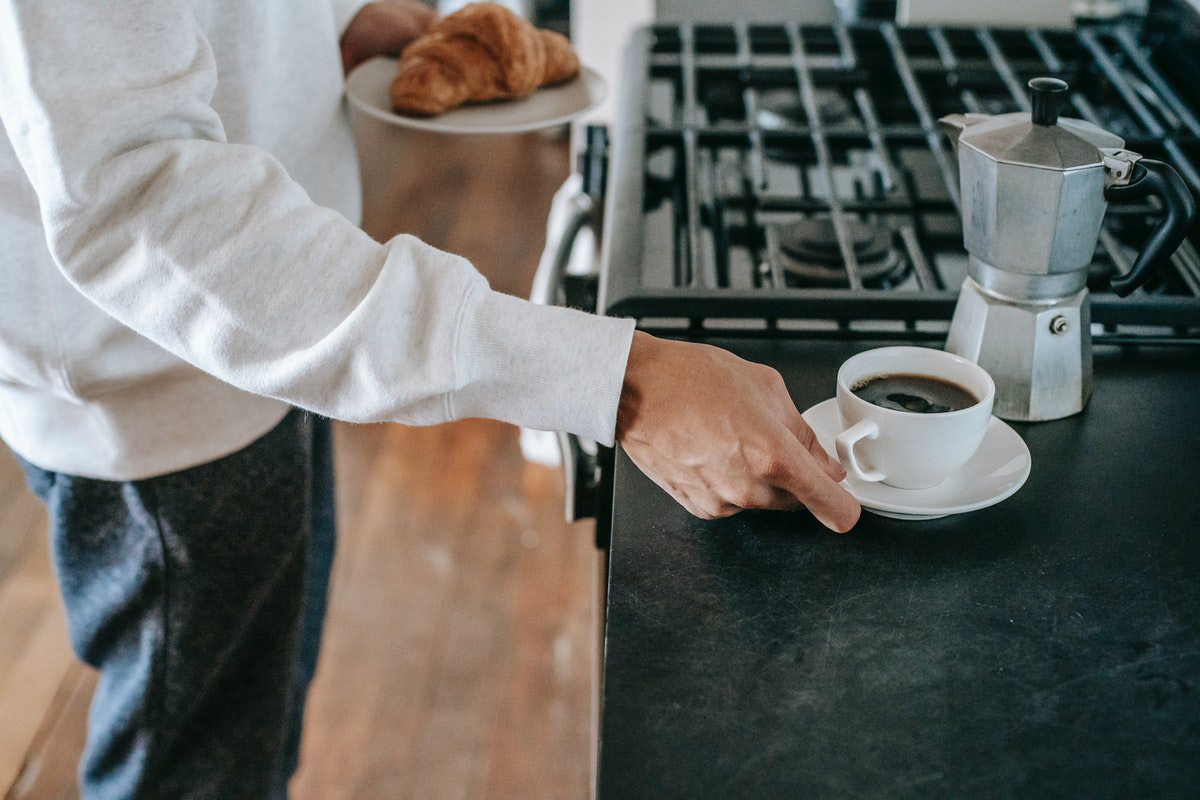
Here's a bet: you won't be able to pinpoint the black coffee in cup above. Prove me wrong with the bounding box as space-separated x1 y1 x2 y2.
851 373 978 414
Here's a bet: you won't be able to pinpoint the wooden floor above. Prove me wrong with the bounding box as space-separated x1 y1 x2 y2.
0 126 599 799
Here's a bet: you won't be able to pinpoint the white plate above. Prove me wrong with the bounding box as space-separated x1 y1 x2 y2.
345 56 606 134
802 398 1032 521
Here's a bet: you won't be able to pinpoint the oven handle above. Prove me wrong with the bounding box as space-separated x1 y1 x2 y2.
529 180 596 307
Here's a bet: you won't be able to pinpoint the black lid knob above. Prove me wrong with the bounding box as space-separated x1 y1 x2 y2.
1029 77 1069 126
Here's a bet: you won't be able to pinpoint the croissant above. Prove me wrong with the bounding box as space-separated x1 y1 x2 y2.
389 2 581 116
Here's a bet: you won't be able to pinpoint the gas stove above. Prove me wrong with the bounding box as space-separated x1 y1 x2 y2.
592 3 1200 345
528 0 1200 522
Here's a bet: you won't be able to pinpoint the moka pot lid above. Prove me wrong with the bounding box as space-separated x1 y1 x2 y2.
957 78 1124 171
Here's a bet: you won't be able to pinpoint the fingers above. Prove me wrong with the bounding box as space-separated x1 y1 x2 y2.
773 444 861 533
743 434 859 531
671 436 860 532
758 362 845 485
789 414 846 483
630 447 809 521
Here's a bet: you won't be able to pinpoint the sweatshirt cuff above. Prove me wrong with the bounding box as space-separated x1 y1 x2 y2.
451 287 636 445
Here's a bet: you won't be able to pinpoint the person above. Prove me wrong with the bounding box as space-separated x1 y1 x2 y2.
0 0 860 796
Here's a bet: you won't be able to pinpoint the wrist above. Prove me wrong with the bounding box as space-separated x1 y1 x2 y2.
616 331 658 442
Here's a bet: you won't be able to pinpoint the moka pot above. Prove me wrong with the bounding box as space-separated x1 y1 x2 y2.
940 77 1195 421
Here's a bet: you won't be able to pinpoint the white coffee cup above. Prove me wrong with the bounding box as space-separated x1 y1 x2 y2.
835 346 995 490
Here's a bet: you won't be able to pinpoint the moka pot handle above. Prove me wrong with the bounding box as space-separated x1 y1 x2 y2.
1103 159 1196 297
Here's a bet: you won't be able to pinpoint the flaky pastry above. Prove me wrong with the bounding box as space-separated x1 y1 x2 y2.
389 2 581 116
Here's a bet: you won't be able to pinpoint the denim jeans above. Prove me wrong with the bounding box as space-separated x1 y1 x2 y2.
19 409 335 799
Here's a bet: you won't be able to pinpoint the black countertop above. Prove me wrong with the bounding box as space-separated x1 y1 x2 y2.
596 338 1200 799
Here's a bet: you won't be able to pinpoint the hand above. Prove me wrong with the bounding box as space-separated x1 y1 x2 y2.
616 332 861 533
341 1 437 75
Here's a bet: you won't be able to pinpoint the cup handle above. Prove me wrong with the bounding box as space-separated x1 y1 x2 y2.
835 419 885 483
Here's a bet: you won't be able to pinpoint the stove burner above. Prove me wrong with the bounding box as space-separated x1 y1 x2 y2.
755 87 856 131
755 90 806 130
774 216 908 287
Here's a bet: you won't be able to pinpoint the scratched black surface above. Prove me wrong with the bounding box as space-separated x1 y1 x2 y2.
597 340 1200 799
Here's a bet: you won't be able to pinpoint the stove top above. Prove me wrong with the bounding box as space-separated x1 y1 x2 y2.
597 3 1200 344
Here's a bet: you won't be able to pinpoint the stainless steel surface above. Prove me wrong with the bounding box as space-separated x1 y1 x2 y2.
946 112 1123 277
655 0 840 23
529 177 597 308
898 0 1075 28
946 278 1092 420
969 259 1088 298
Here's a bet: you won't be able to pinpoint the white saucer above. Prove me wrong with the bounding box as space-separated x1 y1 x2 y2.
801 398 1032 520
346 57 606 135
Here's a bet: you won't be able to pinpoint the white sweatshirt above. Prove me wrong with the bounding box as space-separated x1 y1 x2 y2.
0 0 634 479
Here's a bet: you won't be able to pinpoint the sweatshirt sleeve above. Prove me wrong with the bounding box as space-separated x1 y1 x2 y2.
0 0 635 445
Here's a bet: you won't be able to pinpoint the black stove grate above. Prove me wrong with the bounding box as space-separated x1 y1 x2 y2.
598 14 1200 344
